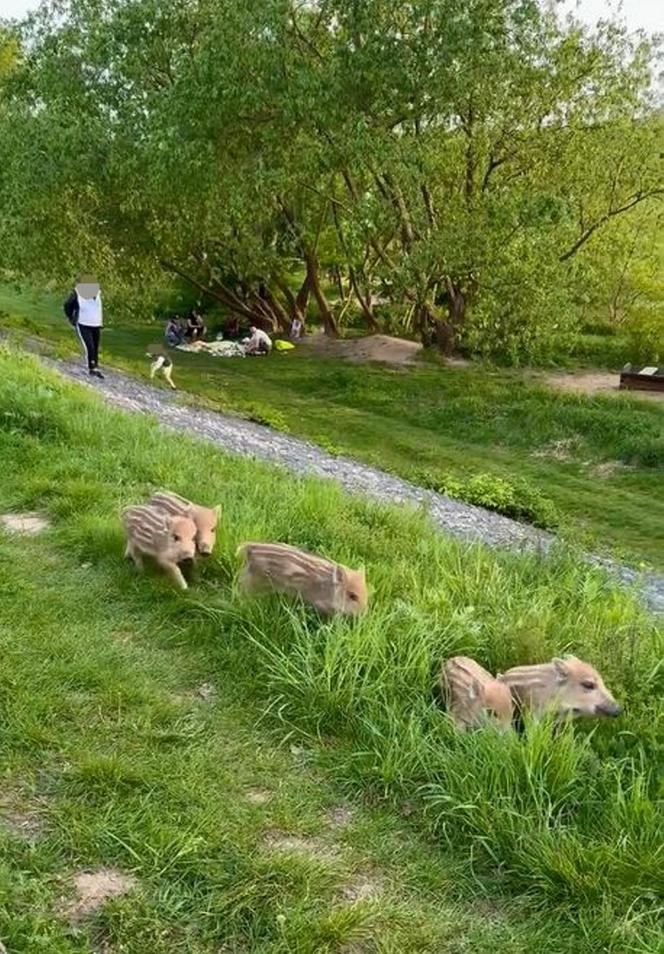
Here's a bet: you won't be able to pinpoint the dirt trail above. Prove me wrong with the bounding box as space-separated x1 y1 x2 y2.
301 333 424 366
544 371 664 402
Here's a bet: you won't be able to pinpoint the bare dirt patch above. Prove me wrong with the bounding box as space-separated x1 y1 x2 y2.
325 806 354 830
195 682 216 702
531 437 579 462
0 789 47 842
0 512 51 535
110 629 136 645
544 371 664 402
339 869 384 904
1 807 45 841
337 942 373 954
66 868 137 922
171 681 217 705
244 787 272 806
262 829 339 863
589 460 632 479
301 333 423 368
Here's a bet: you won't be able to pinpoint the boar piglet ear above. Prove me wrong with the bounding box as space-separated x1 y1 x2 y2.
553 658 570 682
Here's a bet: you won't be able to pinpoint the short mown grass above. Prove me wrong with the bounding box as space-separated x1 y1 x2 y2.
1 283 663 568
0 347 661 953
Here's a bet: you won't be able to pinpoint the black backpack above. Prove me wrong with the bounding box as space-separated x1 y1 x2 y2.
63 290 78 325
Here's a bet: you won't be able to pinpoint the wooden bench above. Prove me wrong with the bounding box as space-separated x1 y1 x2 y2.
619 365 664 393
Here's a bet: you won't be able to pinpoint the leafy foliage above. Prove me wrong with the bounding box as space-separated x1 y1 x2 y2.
0 1 661 359
412 469 560 528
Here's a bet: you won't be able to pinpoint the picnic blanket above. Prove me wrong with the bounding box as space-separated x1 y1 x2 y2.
176 340 246 358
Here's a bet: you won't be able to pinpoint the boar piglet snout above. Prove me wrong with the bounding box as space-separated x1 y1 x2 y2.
588 699 622 718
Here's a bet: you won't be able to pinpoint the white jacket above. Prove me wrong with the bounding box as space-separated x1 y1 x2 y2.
77 292 103 327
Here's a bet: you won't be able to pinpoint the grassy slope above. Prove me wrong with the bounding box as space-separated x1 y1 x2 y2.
2 540 559 954
0 348 661 953
1 284 663 571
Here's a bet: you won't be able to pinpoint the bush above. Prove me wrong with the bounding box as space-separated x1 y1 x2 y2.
240 402 290 433
412 468 560 529
621 435 664 469
623 304 663 364
461 241 579 364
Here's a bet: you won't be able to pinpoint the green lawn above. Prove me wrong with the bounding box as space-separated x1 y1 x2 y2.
0 347 661 953
1 283 663 568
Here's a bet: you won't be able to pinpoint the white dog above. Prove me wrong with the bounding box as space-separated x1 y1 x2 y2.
146 352 177 390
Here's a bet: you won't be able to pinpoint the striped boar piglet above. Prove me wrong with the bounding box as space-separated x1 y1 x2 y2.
237 542 368 616
498 656 621 720
122 504 197 590
440 656 513 730
149 491 220 556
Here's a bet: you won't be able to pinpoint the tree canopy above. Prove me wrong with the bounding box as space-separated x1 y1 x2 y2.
0 0 662 358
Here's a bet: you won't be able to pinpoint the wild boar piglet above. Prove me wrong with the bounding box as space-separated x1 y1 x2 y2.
237 542 368 616
440 655 513 730
498 655 621 720
123 504 197 590
149 491 220 556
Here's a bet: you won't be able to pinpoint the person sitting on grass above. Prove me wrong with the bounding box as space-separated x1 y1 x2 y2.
186 310 206 341
165 315 184 348
245 324 272 356
224 315 240 340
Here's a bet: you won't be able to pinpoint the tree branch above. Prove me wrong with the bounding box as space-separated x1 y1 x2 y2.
558 190 664 262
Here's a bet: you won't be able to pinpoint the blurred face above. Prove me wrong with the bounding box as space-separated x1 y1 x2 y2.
76 282 100 299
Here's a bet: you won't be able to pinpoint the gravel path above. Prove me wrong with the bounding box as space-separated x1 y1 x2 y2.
46 357 664 614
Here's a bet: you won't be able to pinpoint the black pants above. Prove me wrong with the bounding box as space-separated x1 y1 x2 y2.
76 324 101 370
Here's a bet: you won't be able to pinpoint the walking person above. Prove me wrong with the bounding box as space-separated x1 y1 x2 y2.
64 274 104 378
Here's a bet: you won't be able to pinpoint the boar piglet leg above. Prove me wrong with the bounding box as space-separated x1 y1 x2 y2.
238 565 263 594
158 559 189 590
178 558 196 584
126 542 145 570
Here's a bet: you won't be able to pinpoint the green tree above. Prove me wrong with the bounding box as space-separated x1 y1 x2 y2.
0 0 661 358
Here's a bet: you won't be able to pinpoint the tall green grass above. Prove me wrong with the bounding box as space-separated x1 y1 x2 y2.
0 346 662 948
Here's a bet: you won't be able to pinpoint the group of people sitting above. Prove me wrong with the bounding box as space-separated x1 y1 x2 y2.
164 309 304 356
165 311 207 348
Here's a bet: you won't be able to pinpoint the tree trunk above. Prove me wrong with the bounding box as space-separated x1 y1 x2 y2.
463 101 476 207
295 273 311 319
274 275 307 330
160 259 256 321
417 288 465 357
348 266 380 333
304 248 339 337
333 264 345 302
247 292 278 333
264 286 292 333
